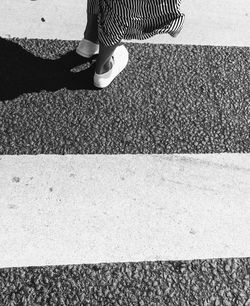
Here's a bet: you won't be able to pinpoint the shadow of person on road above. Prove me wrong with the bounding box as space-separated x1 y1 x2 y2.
0 38 100 101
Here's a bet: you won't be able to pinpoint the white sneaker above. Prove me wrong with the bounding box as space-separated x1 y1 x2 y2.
94 45 129 88
76 38 99 58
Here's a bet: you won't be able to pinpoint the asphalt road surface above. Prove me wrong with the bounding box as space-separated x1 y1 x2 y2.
0 38 250 305
0 38 249 154
0 259 250 305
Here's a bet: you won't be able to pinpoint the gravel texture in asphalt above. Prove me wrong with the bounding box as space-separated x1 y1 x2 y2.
0 259 250 305
1 38 250 305
0 37 249 154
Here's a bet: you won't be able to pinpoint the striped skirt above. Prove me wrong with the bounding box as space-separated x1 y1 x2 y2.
87 0 185 46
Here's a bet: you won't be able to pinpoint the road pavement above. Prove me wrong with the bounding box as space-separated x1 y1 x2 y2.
0 38 249 154
0 1 250 305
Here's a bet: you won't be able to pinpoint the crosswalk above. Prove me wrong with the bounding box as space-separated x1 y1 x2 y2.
1 0 250 47
0 0 250 273
0 154 250 268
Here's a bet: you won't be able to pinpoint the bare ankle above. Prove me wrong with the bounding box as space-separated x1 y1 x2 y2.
96 57 114 74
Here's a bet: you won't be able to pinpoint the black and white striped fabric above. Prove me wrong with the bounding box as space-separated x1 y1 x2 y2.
87 0 185 46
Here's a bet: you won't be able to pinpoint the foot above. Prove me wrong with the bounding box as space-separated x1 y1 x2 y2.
95 56 114 74
76 38 99 58
93 45 129 88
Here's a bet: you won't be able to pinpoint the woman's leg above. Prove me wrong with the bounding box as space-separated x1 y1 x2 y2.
84 13 99 44
83 13 118 74
95 43 119 74
84 0 99 43
84 0 121 75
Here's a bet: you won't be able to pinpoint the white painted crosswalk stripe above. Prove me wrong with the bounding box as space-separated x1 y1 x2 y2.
0 0 250 270
1 0 250 46
0 154 249 268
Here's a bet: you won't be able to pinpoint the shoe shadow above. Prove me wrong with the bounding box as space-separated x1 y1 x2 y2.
0 38 100 101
